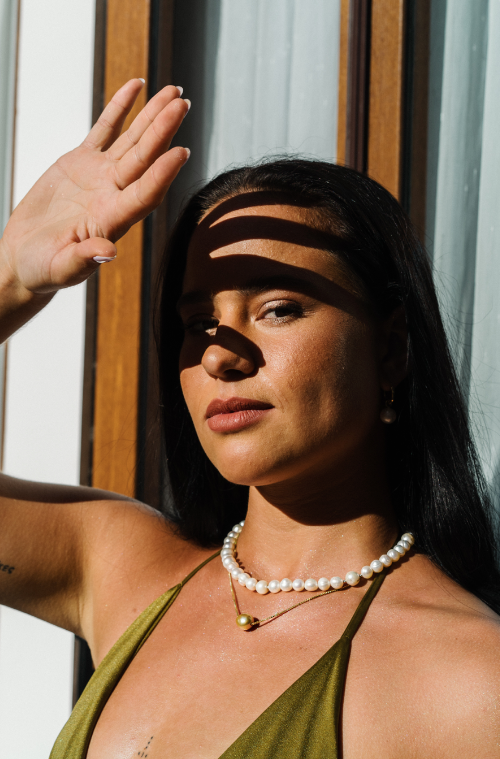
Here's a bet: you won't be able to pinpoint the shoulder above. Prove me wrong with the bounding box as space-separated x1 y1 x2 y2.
375 555 500 756
415 601 500 756
81 495 214 594
77 496 216 657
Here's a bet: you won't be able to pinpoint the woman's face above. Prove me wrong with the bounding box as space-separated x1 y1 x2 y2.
178 195 389 488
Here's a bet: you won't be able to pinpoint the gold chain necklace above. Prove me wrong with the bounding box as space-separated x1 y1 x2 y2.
229 572 345 630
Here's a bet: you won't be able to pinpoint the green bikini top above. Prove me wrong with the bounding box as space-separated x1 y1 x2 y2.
50 552 385 759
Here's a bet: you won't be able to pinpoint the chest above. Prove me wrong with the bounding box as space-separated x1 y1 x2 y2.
85 583 418 759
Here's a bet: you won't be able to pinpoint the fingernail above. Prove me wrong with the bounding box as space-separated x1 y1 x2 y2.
184 148 191 161
176 86 183 96
184 99 191 112
93 256 116 263
138 78 145 84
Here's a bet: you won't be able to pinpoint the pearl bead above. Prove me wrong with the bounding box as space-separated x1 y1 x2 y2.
222 527 415 594
239 520 245 527
236 613 254 630
305 578 318 592
345 571 360 586
380 407 397 424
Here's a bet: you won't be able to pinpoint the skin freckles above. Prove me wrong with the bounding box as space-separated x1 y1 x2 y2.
179 201 386 491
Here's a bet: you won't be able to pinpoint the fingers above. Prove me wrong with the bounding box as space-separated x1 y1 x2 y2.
108 85 182 162
114 147 190 234
113 96 190 190
84 79 145 151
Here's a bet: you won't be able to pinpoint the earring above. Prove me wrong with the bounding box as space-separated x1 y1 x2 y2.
380 387 396 424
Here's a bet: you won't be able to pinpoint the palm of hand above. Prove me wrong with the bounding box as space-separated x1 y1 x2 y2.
1 80 189 294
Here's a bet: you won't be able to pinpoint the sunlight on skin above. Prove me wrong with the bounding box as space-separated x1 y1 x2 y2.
179 199 406 579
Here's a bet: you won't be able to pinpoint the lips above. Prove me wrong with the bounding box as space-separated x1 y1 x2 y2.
206 397 274 432
206 397 273 418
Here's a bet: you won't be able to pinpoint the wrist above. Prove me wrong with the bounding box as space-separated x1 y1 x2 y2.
0 237 54 342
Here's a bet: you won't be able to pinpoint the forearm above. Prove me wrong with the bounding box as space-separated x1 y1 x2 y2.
0 239 54 343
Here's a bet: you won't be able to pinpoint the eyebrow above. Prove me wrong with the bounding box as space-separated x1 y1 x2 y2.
176 274 327 313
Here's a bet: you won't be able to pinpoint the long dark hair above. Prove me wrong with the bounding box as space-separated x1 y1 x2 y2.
156 158 500 612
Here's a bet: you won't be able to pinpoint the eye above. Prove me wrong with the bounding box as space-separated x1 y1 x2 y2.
260 301 303 323
184 316 219 335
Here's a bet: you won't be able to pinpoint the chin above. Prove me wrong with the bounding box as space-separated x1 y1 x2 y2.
210 455 281 487
204 439 309 488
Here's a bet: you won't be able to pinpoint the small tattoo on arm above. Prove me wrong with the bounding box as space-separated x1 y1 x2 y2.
0 562 15 575
137 735 154 757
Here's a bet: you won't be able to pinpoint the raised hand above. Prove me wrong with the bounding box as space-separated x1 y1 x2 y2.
0 79 190 337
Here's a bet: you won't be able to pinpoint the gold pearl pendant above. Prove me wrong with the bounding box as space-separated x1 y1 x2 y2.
236 613 255 630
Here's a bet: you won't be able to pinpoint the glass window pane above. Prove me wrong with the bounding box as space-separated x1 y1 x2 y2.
170 0 341 219
426 0 500 500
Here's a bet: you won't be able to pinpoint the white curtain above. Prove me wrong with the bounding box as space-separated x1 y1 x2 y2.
206 0 341 174
426 0 500 504
0 0 16 233
171 0 341 217
0 0 17 457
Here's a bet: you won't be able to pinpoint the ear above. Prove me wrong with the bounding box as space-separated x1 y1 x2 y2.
379 306 408 391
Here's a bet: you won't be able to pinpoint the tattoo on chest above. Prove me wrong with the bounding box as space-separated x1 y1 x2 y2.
137 736 154 757
0 562 15 575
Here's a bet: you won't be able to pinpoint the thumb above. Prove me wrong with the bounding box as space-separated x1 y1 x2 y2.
53 237 118 288
76 236 117 264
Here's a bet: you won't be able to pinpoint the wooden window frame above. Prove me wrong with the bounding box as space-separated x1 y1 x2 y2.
338 0 431 218
76 0 175 703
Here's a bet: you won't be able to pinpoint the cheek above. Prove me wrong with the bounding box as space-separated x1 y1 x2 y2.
268 313 378 427
179 359 207 421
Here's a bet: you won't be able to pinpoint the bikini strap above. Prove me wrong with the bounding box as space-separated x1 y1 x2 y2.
180 549 221 587
341 571 385 641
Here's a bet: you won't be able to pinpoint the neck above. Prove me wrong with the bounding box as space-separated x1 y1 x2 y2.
236 443 398 580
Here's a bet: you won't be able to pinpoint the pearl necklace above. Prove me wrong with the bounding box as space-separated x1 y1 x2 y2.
221 522 415 594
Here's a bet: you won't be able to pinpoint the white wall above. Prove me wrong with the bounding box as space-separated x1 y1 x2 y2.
0 0 96 756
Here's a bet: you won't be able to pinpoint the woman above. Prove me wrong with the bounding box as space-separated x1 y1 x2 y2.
0 81 498 758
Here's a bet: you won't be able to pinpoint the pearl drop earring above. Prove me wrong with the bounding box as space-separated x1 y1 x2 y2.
380 387 396 424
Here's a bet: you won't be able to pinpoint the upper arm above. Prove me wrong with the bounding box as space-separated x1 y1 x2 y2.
0 472 137 632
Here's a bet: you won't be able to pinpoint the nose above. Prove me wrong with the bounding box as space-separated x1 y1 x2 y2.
201 326 257 379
